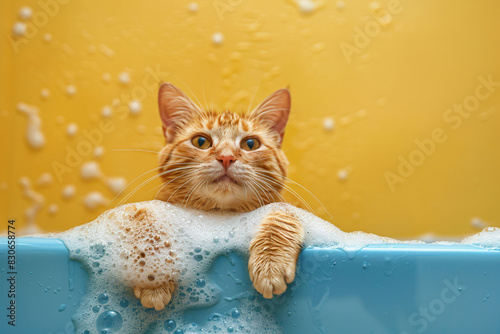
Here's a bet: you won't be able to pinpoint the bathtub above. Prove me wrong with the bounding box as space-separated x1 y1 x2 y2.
1 237 499 333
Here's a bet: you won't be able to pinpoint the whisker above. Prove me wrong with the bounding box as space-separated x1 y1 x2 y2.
107 165 165 207
116 166 196 207
254 167 331 216
246 75 262 114
153 169 200 201
164 172 200 203
111 148 198 161
253 171 317 215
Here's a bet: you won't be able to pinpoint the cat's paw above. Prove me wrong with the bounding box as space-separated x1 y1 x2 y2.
133 281 176 311
248 252 296 299
248 210 303 299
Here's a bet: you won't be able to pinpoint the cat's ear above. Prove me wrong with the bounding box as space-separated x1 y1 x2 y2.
158 83 199 142
250 88 291 144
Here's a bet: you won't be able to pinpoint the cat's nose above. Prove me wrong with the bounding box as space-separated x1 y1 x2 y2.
217 155 236 169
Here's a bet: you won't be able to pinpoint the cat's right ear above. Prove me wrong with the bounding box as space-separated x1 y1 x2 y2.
158 83 199 143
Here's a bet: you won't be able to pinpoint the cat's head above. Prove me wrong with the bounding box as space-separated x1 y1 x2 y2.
156 83 291 212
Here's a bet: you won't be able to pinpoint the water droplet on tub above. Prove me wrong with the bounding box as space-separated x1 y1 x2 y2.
58 304 67 312
96 310 123 333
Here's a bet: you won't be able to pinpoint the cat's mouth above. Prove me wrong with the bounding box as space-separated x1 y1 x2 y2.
214 174 238 185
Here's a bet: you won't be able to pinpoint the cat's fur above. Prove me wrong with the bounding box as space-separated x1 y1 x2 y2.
133 83 304 310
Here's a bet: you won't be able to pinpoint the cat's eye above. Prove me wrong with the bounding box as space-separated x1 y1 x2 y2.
241 138 260 151
191 136 212 149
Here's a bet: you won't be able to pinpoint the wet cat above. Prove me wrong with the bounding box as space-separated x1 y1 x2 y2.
132 83 303 310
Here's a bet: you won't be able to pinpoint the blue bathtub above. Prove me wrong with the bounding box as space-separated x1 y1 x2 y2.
1 237 499 333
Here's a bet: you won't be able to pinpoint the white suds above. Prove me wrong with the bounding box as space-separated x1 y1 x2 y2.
463 227 500 248
336 1 346 10
62 185 76 199
19 6 33 19
129 100 142 115
101 106 112 118
41 89 50 99
471 217 488 230
19 177 44 233
337 169 348 181
17 103 45 149
369 1 380 10
107 177 127 195
118 72 131 85
323 117 335 131
188 2 199 12
81 161 102 180
66 123 78 137
48 200 500 334
83 191 108 210
94 146 105 158
48 204 58 215
298 0 316 13
53 201 405 334
12 22 27 36
66 85 77 96
212 32 224 45
37 173 53 187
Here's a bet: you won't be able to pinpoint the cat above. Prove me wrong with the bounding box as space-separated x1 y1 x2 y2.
131 83 304 310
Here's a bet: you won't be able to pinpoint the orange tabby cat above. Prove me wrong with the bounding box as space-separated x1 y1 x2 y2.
132 83 303 310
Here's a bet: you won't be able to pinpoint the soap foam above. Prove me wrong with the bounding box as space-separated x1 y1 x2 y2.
50 201 499 333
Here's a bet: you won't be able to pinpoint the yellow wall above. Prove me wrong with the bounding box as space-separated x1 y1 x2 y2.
1 0 500 238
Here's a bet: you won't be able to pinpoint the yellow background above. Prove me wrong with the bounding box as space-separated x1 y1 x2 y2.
1 0 500 238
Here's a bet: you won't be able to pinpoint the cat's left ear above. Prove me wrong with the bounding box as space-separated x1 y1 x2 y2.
251 88 291 145
158 83 200 143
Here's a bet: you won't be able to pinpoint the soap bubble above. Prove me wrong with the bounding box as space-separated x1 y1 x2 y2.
96 310 123 333
163 319 176 331
231 308 240 318
98 293 109 304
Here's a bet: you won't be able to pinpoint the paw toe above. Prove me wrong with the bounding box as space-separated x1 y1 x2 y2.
133 282 175 311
